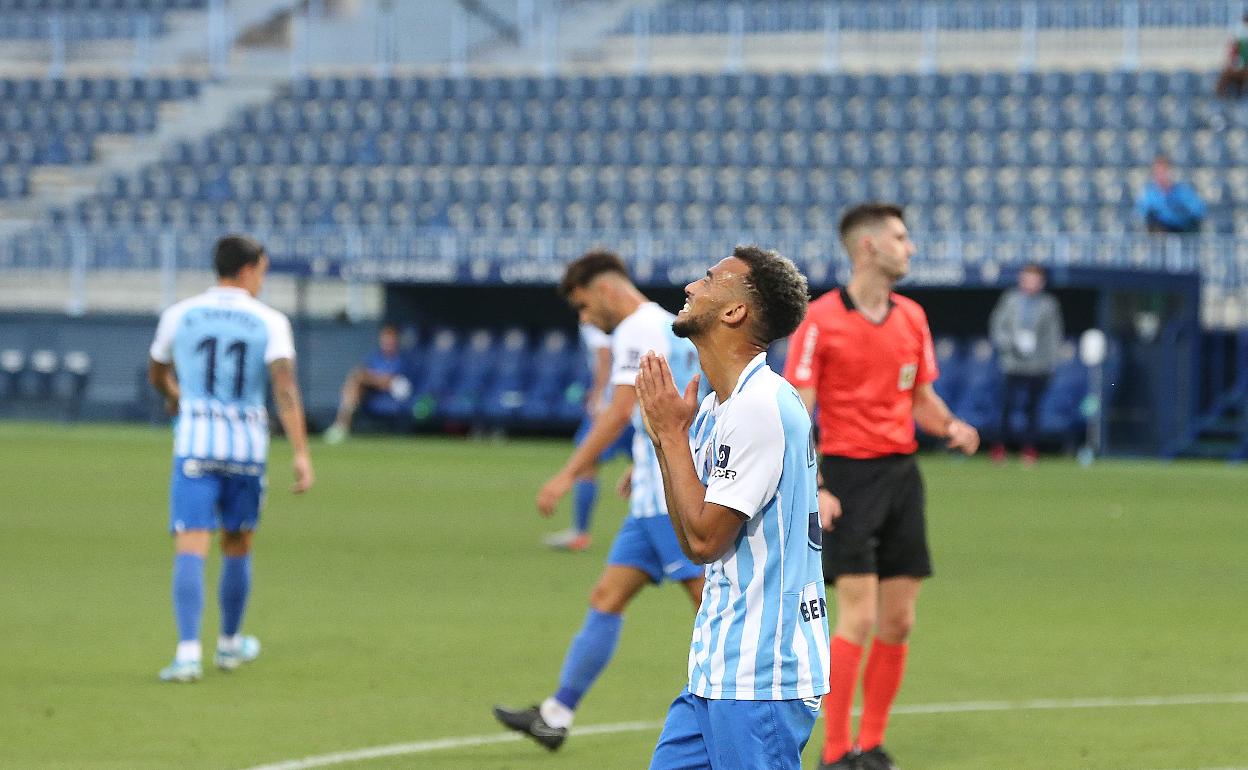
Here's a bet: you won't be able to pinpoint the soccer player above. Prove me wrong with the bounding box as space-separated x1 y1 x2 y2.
637 245 828 770
494 250 704 749
148 234 314 683
783 204 979 770
542 322 634 551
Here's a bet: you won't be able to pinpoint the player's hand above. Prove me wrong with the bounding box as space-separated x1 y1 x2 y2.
537 470 574 517
635 351 700 448
290 451 314 494
163 396 179 416
818 489 842 532
616 466 633 498
946 418 980 455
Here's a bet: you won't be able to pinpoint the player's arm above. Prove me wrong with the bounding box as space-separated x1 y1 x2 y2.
988 295 1011 352
795 386 816 416
585 346 612 417
782 318 841 528
148 306 181 415
654 442 745 564
637 352 745 564
269 357 314 493
357 366 396 390
912 383 979 455
147 359 180 416
536 383 635 515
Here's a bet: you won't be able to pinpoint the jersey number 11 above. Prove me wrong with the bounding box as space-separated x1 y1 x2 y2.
197 336 248 398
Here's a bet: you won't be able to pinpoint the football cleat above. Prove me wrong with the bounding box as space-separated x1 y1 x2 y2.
857 745 900 770
492 704 567 750
323 424 348 445
215 635 261 671
542 529 592 552
158 659 202 683
818 749 862 769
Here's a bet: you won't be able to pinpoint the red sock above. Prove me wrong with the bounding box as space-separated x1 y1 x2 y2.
821 635 863 762
857 639 909 751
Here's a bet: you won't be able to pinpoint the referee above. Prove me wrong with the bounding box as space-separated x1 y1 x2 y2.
784 203 980 770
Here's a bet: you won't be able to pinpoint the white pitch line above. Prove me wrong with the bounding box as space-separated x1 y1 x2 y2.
242 720 664 770
241 693 1248 770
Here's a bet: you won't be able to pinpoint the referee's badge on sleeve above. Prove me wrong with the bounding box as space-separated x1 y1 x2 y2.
898 362 918 391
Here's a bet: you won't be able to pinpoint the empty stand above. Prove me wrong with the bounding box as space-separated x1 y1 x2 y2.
50 69 1242 238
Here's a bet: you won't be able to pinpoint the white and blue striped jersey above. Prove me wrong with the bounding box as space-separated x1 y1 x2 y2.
149 287 295 469
686 352 830 701
608 302 699 519
579 322 612 370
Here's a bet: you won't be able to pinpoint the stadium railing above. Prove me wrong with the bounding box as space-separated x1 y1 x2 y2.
612 0 1243 74
1 225 1241 307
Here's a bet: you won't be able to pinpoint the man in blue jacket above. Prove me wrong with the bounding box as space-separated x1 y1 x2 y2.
1136 155 1206 234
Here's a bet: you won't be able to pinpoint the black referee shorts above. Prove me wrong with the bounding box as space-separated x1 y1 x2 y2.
820 454 932 583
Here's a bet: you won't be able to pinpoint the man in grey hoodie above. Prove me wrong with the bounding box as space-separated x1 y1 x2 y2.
989 264 1063 465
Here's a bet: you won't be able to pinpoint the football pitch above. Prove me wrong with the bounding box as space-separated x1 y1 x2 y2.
2 421 1245 770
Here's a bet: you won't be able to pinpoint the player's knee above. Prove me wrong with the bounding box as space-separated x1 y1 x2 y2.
835 609 876 644
877 609 916 644
588 580 628 613
220 531 252 557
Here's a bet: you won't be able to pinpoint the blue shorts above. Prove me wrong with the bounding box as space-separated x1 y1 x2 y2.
169 458 266 534
649 688 820 770
575 414 633 464
607 515 703 584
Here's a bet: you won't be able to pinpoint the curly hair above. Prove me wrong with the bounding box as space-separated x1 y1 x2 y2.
731 245 809 344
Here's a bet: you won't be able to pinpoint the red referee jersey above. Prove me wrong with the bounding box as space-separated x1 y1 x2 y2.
784 288 939 459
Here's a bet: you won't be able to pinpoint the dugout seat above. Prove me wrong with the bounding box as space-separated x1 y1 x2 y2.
952 339 1003 436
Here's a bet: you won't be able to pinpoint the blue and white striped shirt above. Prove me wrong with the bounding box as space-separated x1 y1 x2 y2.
149 287 295 469
686 353 830 700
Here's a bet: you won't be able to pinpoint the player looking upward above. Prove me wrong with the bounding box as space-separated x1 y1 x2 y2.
784 204 979 770
148 234 314 683
494 250 704 750
638 245 828 770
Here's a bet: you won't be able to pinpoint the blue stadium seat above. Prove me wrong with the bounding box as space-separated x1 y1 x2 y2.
932 337 963 406
952 339 1003 435
518 329 579 425
1034 343 1088 443
479 328 532 425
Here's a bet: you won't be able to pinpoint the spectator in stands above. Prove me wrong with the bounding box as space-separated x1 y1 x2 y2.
324 323 409 444
1136 155 1206 234
989 264 1063 466
1215 14 1248 98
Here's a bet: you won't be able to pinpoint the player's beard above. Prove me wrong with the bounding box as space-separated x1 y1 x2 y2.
672 308 714 339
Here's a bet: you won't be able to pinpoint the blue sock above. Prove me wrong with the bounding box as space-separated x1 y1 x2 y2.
219 554 252 637
554 609 623 711
172 553 204 644
572 478 598 534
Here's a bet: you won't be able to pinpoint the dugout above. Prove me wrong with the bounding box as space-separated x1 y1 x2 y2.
381 262 1200 458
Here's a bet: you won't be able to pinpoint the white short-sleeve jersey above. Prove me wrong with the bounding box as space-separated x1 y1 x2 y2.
149 286 294 467
609 302 699 518
685 352 830 701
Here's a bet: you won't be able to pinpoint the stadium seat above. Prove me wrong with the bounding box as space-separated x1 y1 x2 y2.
952 339 1003 435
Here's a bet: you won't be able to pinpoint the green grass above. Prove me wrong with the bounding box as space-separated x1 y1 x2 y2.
1 421 1245 770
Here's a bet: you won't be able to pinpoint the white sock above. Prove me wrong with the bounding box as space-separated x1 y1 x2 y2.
540 697 574 730
175 640 202 663
218 634 241 653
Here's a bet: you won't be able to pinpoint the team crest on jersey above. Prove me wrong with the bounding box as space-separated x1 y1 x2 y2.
898 362 918 391
710 444 736 480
